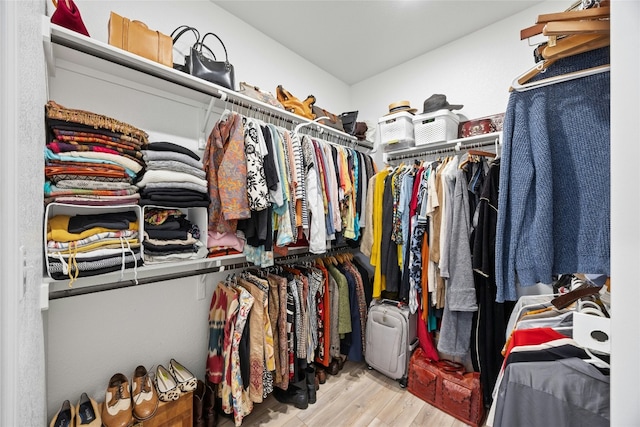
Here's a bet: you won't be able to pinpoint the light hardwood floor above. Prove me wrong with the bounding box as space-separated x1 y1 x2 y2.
217 361 471 427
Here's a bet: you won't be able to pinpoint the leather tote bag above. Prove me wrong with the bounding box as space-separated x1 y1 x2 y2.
108 11 173 68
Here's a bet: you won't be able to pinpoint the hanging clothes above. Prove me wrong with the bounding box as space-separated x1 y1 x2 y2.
495 47 610 302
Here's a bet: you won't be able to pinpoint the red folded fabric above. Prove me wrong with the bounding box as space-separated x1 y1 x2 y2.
417 295 439 361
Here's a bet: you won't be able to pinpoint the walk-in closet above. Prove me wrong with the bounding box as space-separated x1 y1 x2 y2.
0 1 637 426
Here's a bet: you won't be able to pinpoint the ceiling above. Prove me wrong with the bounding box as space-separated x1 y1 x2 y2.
211 1 539 85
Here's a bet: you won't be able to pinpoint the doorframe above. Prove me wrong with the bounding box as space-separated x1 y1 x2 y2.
0 0 21 425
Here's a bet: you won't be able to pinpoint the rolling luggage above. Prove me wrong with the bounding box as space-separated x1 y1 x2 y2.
365 299 418 387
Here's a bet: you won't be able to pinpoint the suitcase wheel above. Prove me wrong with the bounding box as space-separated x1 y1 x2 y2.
399 377 407 388
367 365 373 370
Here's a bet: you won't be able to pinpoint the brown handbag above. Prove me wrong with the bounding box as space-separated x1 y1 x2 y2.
311 105 345 132
108 11 173 68
408 347 485 427
276 85 315 120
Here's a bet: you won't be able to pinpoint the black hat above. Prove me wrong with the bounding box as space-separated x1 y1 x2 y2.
422 94 463 114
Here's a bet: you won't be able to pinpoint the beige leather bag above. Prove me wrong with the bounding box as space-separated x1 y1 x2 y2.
108 11 173 67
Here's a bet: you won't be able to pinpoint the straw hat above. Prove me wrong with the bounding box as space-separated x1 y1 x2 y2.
386 100 417 115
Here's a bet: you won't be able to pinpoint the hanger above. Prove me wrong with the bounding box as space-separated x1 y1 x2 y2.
536 5 610 26
467 149 496 158
294 116 330 137
542 32 609 60
511 63 609 93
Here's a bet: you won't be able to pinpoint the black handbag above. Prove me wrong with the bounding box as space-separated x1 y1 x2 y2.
170 26 235 90
339 110 359 135
171 25 201 72
188 32 235 90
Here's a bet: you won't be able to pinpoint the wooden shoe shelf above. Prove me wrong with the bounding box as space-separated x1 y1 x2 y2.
98 391 193 427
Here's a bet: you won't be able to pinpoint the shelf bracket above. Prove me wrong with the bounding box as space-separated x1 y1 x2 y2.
199 97 216 150
40 282 49 311
42 15 55 101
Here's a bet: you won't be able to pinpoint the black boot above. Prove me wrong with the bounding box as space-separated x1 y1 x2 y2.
193 380 206 427
272 380 309 410
204 381 218 427
306 366 317 404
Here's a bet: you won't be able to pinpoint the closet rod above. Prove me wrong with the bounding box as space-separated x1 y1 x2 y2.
275 245 356 264
47 263 244 300
386 139 498 163
48 246 356 300
217 91 370 150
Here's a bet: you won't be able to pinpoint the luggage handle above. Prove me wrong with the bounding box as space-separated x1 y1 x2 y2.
409 337 419 352
380 298 408 309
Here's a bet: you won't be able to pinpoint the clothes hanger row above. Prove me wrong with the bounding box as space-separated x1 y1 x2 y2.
385 139 499 163
217 91 362 150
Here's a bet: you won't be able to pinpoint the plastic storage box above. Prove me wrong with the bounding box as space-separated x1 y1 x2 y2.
378 111 415 151
413 109 460 145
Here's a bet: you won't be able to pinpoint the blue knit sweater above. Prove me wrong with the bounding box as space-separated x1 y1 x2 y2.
495 47 610 302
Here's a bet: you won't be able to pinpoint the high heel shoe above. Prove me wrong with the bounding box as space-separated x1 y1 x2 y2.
169 358 198 392
75 392 100 426
155 365 181 402
50 399 75 427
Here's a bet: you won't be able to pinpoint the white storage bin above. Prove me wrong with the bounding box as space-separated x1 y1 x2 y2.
378 111 415 149
413 109 460 145
44 203 143 280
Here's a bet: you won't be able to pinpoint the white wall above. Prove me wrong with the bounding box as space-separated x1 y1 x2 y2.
351 0 564 159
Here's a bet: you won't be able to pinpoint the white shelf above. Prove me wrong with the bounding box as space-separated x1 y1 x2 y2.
385 131 502 161
43 245 312 299
449 131 502 147
43 19 359 143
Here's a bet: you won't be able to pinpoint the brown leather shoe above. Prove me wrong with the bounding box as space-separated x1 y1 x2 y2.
101 373 133 427
131 365 159 421
316 367 326 384
327 359 339 376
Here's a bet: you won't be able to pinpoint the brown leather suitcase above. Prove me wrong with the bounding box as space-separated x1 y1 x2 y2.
408 347 485 427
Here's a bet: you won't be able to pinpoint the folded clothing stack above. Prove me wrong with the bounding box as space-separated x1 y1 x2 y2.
137 142 210 207
143 207 207 263
44 101 147 206
46 210 142 282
